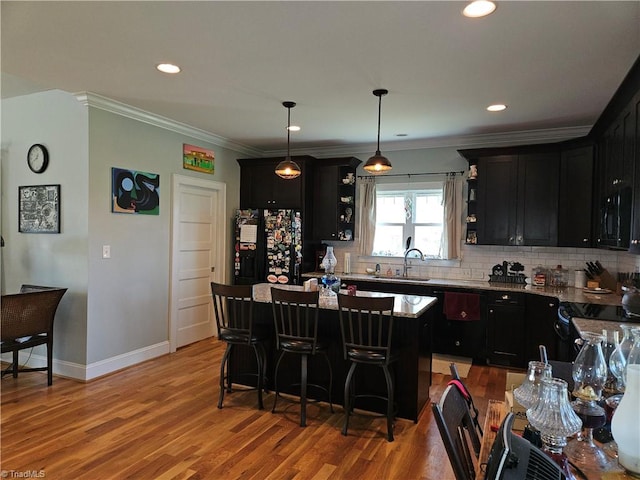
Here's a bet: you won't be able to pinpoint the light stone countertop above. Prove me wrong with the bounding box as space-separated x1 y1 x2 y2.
572 317 640 337
302 272 624 306
252 282 437 318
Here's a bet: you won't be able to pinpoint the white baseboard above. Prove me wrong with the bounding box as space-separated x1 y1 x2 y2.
2 341 170 382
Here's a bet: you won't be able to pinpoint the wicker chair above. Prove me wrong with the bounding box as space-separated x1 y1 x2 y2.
1 285 67 385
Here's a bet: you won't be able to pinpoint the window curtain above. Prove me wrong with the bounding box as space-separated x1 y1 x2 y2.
441 174 464 259
357 177 376 256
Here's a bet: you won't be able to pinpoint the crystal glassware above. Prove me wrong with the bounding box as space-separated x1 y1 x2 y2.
514 361 552 409
609 329 627 392
565 331 614 471
514 360 552 447
527 377 582 480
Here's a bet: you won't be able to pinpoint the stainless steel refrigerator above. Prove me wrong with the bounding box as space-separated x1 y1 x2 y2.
233 208 303 285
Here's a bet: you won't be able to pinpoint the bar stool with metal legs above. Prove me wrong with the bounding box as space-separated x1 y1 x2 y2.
211 282 269 409
270 287 333 427
337 293 397 442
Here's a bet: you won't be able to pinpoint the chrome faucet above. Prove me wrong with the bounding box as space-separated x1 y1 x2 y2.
403 248 424 277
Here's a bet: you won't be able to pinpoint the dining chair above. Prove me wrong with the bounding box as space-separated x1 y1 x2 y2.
1 285 67 386
270 287 333 426
337 293 397 441
432 382 482 480
210 282 269 409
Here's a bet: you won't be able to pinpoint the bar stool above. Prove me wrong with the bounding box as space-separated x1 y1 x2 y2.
270 287 333 427
337 293 397 441
211 282 269 409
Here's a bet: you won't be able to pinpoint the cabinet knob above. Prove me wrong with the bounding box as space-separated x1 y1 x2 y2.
583 238 589 243
489 309 494 314
455 340 461 347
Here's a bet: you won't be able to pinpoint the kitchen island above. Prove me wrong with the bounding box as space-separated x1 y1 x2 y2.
247 283 438 421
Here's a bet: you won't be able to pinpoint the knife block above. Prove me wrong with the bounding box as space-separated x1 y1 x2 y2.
594 269 617 291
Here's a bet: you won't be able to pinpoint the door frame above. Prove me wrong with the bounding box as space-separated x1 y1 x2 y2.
169 174 227 353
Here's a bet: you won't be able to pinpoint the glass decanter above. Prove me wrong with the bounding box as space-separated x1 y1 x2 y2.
527 377 582 480
320 246 339 297
565 331 614 471
611 327 640 476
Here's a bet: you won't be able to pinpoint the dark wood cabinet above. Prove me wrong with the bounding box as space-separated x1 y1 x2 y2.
466 147 559 246
627 93 640 252
525 294 561 363
312 157 361 241
237 156 316 209
430 288 487 362
559 142 595 247
486 291 526 367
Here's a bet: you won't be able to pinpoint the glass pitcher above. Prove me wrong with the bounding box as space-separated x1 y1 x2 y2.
611 327 640 476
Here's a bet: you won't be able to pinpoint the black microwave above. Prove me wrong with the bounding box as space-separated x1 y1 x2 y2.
598 186 632 249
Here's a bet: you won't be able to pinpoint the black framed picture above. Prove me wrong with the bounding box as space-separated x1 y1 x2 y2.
18 184 61 233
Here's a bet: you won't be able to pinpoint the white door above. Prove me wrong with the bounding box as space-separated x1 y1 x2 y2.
170 174 226 351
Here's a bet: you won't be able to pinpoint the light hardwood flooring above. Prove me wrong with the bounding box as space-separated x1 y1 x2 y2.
1 338 507 479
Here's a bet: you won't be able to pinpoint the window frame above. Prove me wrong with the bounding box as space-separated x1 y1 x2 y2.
372 181 444 258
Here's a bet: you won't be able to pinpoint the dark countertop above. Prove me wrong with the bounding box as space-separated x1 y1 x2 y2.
302 272 623 306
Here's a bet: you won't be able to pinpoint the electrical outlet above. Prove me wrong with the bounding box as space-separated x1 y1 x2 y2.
102 245 111 259
460 268 472 278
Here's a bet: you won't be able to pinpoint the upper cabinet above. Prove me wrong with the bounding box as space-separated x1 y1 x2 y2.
460 146 559 246
312 157 361 241
237 156 316 209
558 141 595 247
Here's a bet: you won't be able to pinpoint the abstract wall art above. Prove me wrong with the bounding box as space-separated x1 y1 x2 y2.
112 168 160 215
183 144 214 174
19 184 61 233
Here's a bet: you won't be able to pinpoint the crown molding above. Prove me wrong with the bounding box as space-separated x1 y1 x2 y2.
74 92 262 157
74 92 591 158
272 125 592 158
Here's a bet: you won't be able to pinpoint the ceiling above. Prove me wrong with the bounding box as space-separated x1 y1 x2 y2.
2 1 639 156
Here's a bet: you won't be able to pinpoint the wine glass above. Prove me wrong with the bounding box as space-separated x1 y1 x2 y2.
564 331 615 470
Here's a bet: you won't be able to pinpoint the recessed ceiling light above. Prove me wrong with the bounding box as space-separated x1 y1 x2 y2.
463 1 497 18
156 63 181 74
487 104 507 112
287 125 301 132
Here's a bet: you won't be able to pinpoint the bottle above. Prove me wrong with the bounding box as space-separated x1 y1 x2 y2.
551 265 568 287
611 327 640 475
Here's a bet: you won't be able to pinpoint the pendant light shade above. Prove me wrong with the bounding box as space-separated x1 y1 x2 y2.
364 89 392 174
275 101 302 180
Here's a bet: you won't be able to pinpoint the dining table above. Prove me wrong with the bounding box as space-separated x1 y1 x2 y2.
476 400 634 480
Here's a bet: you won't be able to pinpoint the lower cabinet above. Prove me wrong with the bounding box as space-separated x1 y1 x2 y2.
430 288 487 362
487 291 526 368
525 294 561 362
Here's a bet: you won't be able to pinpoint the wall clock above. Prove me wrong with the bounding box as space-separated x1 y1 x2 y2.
27 144 49 174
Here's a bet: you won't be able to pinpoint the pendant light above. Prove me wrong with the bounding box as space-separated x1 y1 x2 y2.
275 101 302 180
363 89 393 174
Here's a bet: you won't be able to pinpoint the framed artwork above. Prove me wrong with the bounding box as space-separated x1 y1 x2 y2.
183 144 214 174
112 167 160 215
18 184 61 233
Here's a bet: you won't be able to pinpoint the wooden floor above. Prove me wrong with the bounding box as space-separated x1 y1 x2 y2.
1 339 507 479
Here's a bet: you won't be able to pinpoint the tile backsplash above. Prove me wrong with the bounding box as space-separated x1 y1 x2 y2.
325 242 640 287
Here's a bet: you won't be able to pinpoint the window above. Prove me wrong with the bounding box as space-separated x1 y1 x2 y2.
372 182 444 258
